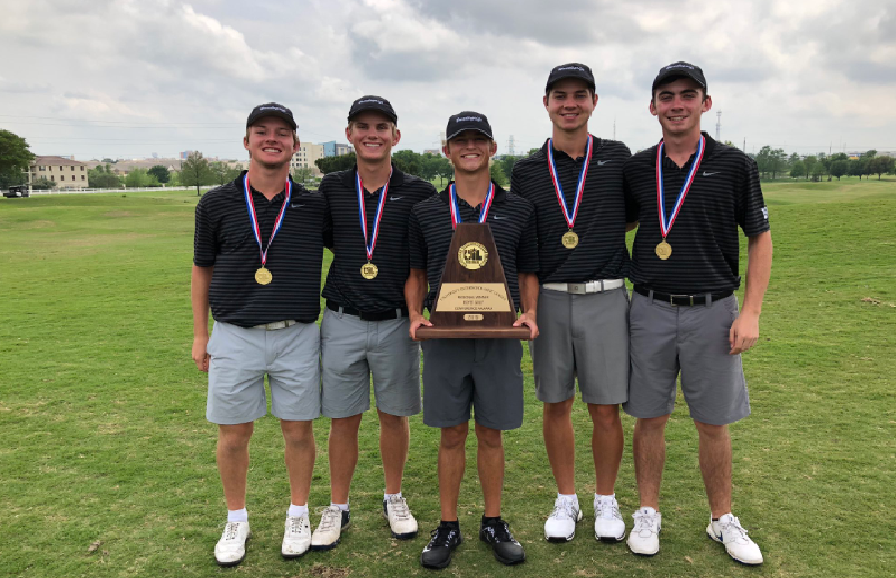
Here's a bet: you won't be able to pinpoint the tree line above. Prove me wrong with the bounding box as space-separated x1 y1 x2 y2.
751 145 896 182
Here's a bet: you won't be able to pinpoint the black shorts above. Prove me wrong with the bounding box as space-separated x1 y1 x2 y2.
421 338 524 430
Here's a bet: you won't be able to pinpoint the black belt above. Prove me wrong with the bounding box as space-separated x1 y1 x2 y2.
326 300 408 321
633 285 733 307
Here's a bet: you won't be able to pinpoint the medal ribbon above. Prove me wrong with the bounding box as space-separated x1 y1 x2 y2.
243 173 292 268
546 134 593 229
448 182 495 230
356 168 392 262
656 134 705 239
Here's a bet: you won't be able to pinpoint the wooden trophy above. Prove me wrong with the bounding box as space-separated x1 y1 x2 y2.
416 223 531 339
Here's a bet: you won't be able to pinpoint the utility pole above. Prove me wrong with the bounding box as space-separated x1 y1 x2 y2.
507 135 515 156
715 111 722 141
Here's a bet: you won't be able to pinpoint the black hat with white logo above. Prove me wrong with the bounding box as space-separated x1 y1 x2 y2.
246 102 297 130
445 111 493 141
652 61 707 93
347 95 398 124
545 63 596 93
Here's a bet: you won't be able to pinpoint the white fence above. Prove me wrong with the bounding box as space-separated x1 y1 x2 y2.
27 185 218 195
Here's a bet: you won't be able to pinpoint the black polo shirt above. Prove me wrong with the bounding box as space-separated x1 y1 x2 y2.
193 171 326 326
408 182 539 312
623 133 770 294
321 164 435 312
511 137 632 284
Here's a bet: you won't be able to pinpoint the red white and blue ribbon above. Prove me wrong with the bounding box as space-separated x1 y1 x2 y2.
243 173 292 268
357 169 392 262
656 134 704 239
449 182 495 230
546 134 593 230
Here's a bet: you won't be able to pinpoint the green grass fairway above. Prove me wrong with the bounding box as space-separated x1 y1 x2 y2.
1 181 894 578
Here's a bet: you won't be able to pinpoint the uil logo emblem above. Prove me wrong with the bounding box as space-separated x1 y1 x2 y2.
458 242 488 270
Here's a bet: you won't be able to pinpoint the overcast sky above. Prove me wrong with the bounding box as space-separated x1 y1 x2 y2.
2 0 895 161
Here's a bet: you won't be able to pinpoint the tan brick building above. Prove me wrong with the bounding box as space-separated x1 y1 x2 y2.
30 156 90 189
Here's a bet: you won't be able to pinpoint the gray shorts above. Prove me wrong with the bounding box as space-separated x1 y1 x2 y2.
529 287 629 405
320 308 421 418
623 292 751 425
206 320 321 425
421 338 524 430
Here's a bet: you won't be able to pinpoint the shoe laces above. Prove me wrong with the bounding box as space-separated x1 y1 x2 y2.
632 511 658 532
428 524 458 548
287 515 306 535
484 520 516 543
318 507 341 531
720 516 750 541
550 499 577 521
388 496 411 521
596 499 620 520
223 521 242 541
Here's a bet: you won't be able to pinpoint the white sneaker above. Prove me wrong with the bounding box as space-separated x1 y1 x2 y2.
311 506 350 551
282 513 311 558
707 513 763 565
594 496 626 542
214 521 250 566
544 496 583 542
626 507 661 556
383 495 418 539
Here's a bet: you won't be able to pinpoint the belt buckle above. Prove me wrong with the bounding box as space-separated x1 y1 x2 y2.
669 294 693 307
568 283 585 295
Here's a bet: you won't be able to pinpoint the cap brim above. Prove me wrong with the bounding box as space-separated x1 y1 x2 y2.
446 127 493 141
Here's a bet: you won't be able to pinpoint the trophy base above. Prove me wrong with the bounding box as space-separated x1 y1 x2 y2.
416 326 531 339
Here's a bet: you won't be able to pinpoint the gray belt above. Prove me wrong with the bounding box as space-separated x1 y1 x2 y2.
251 320 297 331
542 279 625 295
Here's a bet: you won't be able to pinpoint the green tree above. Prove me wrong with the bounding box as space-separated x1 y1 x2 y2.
0 129 36 187
527 147 540 157
30 177 54 190
392 150 422 177
292 167 314 184
210 162 241 186
869 156 895 180
181 152 213 196
803 156 817 180
489 162 508 187
848 158 863 180
147 165 170 184
830 159 848 181
811 161 825 182
315 152 356 174
88 164 122 188
433 157 454 187
790 161 805 179
418 153 440 182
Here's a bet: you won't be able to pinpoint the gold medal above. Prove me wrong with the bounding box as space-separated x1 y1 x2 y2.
561 230 579 249
255 266 273 285
361 262 379 279
655 241 672 260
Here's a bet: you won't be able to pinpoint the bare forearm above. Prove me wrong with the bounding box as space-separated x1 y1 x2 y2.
404 269 428 316
191 265 213 337
519 272 539 316
742 231 772 315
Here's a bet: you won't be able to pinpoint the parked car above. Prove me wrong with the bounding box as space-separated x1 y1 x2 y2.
3 185 30 198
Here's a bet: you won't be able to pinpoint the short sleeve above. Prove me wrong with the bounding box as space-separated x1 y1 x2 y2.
408 208 427 270
193 195 217 267
517 202 540 274
737 155 770 237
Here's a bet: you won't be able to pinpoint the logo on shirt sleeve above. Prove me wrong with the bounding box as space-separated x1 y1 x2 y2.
761 206 769 220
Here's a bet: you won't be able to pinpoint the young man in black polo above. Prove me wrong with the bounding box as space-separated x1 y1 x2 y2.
311 96 435 551
623 62 772 565
512 63 632 544
192 103 327 566
406 112 539 569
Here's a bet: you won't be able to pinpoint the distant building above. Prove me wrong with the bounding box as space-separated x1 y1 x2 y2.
334 143 352 156
30 156 90 189
423 149 441 157
292 142 324 176
180 150 196 160
322 141 352 157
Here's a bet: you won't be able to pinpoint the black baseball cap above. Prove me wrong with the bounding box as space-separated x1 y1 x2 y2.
545 63 596 94
246 102 297 130
651 61 707 93
445 111 493 141
347 95 398 124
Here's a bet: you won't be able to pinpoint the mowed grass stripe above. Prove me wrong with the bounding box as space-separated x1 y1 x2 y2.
0 183 894 577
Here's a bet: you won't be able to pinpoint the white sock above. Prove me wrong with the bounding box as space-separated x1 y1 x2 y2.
558 493 579 508
595 493 616 504
288 503 308 518
227 508 248 523
384 492 402 501
331 502 349 511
